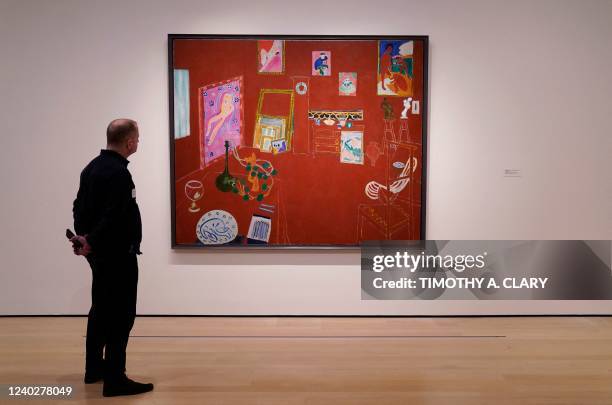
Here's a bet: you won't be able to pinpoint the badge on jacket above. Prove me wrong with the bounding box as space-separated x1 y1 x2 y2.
132 188 136 199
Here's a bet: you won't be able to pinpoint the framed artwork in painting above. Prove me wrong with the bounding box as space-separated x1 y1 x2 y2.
169 35 428 248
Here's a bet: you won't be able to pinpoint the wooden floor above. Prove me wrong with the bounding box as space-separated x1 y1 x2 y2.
1 317 611 404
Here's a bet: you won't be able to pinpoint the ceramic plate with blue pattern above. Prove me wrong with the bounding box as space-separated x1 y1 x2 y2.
195 209 238 245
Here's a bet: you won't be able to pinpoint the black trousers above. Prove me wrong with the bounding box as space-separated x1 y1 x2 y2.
85 252 138 379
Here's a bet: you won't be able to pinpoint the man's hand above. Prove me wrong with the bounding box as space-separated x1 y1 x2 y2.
70 235 92 256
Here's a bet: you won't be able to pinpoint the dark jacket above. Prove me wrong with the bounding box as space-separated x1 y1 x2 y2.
73 149 142 255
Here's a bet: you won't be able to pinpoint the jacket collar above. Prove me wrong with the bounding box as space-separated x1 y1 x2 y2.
100 149 129 166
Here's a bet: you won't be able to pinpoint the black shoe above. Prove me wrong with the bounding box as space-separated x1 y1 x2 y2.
84 371 104 384
103 375 154 397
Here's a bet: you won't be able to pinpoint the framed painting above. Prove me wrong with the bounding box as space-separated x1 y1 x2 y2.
257 39 285 74
169 35 428 248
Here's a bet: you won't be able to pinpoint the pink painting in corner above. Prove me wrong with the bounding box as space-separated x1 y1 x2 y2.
258 40 284 73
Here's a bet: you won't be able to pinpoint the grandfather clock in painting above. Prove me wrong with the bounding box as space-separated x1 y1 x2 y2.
291 76 310 154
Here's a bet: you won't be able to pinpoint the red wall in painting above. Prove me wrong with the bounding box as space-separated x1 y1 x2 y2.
172 38 425 245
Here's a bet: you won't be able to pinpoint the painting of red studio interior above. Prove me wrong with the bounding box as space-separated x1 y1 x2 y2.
170 35 428 247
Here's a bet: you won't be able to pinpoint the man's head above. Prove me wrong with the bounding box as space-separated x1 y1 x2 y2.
106 118 139 158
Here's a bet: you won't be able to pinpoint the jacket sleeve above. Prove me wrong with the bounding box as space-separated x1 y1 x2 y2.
73 170 88 235
85 171 132 251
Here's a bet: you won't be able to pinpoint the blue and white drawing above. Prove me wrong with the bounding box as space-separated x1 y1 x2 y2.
247 215 272 243
174 69 190 139
340 131 364 165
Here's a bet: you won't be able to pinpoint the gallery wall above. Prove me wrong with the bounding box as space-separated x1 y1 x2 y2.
0 0 610 315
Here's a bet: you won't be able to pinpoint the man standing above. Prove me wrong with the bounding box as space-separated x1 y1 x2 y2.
71 119 153 397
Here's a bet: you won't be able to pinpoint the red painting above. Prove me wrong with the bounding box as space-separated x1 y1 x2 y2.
169 35 428 247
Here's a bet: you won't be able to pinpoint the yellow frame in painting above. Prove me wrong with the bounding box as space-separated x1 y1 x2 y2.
253 89 295 151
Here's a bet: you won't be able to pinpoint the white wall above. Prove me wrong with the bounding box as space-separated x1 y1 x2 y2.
0 0 610 315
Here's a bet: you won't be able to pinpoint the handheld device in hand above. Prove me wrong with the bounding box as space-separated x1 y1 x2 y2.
66 228 83 248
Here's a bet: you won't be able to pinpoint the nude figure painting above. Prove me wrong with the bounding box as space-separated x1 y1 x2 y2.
199 76 244 167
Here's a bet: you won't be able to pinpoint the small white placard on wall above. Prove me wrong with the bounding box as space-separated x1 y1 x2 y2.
504 169 522 178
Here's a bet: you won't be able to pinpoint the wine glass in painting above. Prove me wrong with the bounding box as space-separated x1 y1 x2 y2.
185 180 203 213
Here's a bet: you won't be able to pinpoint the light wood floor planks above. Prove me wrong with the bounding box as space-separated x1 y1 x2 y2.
1 317 611 404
